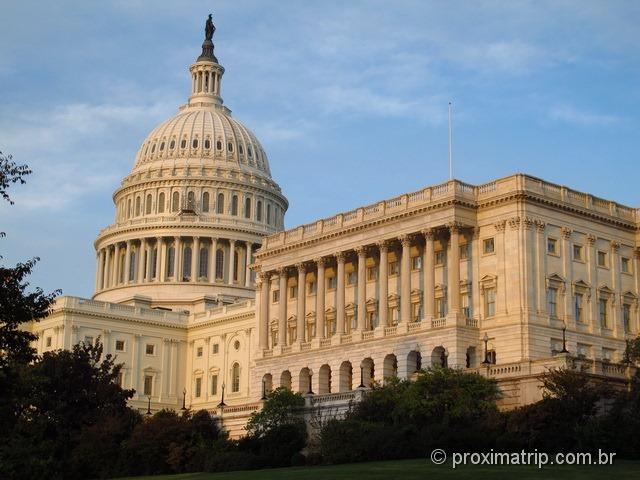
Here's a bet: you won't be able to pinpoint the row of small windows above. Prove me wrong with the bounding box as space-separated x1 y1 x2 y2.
147 138 251 155
546 237 634 273
119 191 281 226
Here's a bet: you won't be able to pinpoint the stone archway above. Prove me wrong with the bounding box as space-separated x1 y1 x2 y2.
383 354 398 383
280 370 292 390
339 361 353 392
319 364 332 394
431 346 447 368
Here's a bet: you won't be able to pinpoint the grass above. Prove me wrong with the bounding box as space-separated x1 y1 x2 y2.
118 457 640 480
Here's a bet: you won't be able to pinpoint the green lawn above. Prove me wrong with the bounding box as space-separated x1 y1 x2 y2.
118 458 640 480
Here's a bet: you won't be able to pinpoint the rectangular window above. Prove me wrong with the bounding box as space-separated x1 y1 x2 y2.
327 276 337 289
574 293 584 323
195 378 202 398
547 288 558 317
597 251 607 267
388 261 399 275
196 346 203 357
411 256 422 270
573 244 583 261
412 302 422 322
347 271 357 285
84 335 94 346
143 375 153 396
599 298 609 328
145 344 155 356
459 244 469 260
621 257 631 274
272 289 280 303
435 251 446 266
436 297 447 318
485 288 496 317
211 375 218 395
462 294 472 319
483 238 495 254
308 280 316 294
623 304 631 333
212 343 219 354
46 336 52 347
367 266 378 281
115 340 125 352
289 285 298 299
547 238 558 255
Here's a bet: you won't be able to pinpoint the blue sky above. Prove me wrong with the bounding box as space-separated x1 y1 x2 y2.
1 1 639 299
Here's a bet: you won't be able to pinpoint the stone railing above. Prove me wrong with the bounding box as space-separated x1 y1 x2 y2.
55 296 188 326
192 300 255 323
261 174 638 251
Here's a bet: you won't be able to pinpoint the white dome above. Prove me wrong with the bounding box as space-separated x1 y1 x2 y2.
133 105 271 177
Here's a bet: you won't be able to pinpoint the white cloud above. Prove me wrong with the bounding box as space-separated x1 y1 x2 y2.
549 105 621 126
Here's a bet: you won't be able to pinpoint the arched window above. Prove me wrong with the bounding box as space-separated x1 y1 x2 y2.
233 249 239 282
227 142 233 152
204 139 211 149
248 146 253 157
231 362 240 392
216 140 222 150
199 247 208 278
215 249 224 280
244 197 251 219
267 204 272 224
172 192 180 212
187 191 195 210
126 199 132 219
216 193 224 214
145 194 152 214
129 251 136 281
151 247 157 279
239 144 244 155
159 142 165 151
166 247 175 277
135 197 141 216
256 200 262 221
180 138 187 149
158 192 165 213
169 139 175 149
192 138 198 148
182 246 192 280
202 192 210 212
231 195 238 216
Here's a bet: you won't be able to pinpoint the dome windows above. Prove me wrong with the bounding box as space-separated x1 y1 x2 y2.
231 195 239 216
244 197 251 219
169 139 175 150
192 138 199 149
239 144 244 155
216 140 222 150
151 144 156 153
158 193 165 213
202 192 210 212
145 194 152 214
247 146 252 157
216 193 225 214
180 138 187 149
159 142 165 151
227 142 233 152
204 139 211 149
171 192 180 212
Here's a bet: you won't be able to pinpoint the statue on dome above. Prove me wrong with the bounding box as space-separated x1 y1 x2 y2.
205 14 215 41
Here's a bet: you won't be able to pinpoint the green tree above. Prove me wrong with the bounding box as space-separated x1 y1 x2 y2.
245 387 305 437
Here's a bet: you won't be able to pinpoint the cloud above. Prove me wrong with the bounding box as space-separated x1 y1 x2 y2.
548 104 621 126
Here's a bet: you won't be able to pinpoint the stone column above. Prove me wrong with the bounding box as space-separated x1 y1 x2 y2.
296 263 306 342
175 236 183 281
561 228 573 324
400 235 412 323
316 258 326 338
124 240 132 284
258 273 270 350
245 242 252 287
356 247 366 331
192 236 200 281
278 268 288 346
535 221 547 314
131 333 141 393
448 224 461 315
209 238 217 281
146 240 154 281
336 252 346 334
228 239 236 284
378 241 389 328
97 249 105 291
137 239 146 283
157 237 165 282
103 247 111 288
586 234 599 334
611 241 621 336
422 229 435 320
113 243 121 285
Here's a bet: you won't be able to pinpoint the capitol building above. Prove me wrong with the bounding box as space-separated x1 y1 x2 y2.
30 20 639 437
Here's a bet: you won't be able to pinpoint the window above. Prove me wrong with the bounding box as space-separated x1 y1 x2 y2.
547 288 558 317
231 362 240 392
158 192 165 213
84 336 94 346
196 346 203 357
599 298 609 328
412 302 422 322
347 271 357 285
289 285 298 299
192 138 198 148
459 244 469 259
166 246 175 277
411 256 422 270
128 252 136 281
182 246 192 280
267 204 272 224
115 340 125 352
231 195 238 216
116 371 124 387
239 144 244 155
45 336 52 347
180 138 187 149
388 261 399 275
327 276 337 290
573 244 583 261
547 237 558 255
486 350 497 364
367 266 378 281
171 191 180 212
216 193 225 214
143 375 153 396
204 139 211 149
623 304 631 333
135 197 141 216
233 252 239 282
435 251 446 265
574 293 584 323
212 343 219 354
145 344 155 355
169 139 175 149
160 142 165 151
215 249 224 279
308 280 316 294
228 142 233 152
202 192 210 212
216 140 222 150
485 288 496 317
272 289 280 303
195 377 202 398
211 375 218 395
145 194 152 214
483 238 495 254
622 257 631 274
244 197 251 219
256 200 263 221
199 248 208 278
234 340 240 350
462 294 472 318
436 297 447 318
597 251 607 267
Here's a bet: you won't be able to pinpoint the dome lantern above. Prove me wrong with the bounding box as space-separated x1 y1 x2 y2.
189 14 225 107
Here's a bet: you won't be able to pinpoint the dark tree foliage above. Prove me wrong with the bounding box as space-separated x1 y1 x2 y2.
0 150 31 206
245 387 305 437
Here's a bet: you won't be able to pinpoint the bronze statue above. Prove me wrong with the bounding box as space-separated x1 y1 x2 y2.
205 14 215 40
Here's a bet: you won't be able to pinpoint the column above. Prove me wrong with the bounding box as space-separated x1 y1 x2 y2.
336 252 346 334
131 333 141 393
146 240 154 281
245 242 252 287
278 268 288 346
137 238 146 283
611 241 621 335
97 249 105 290
258 273 270 349
192 236 200 282
103 247 111 289
156 237 165 282
561 228 573 324
228 239 236 284
448 224 461 314
586 235 599 333
296 263 306 343
378 241 388 328
316 258 326 338
356 247 366 331
95 251 102 291
536 222 547 314
113 243 121 285
423 230 435 320
175 236 182 281
209 238 217 282
124 240 132 284
400 235 412 322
